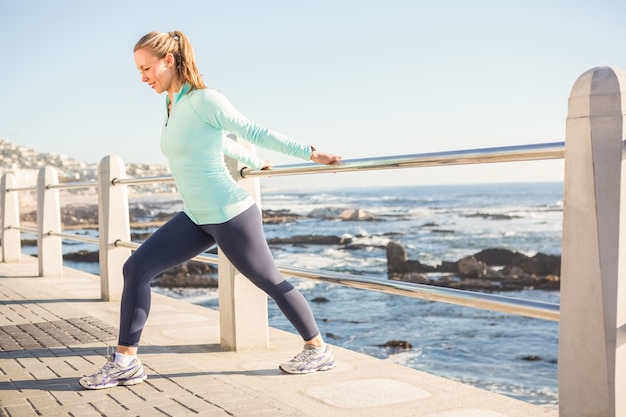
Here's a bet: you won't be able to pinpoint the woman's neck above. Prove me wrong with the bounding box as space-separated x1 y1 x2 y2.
167 79 185 102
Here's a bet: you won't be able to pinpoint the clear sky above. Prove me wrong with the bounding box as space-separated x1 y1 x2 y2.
1 0 625 189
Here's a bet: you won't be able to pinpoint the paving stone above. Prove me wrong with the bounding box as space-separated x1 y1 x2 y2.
87 396 131 416
50 402 104 417
24 393 60 413
1 402 39 417
48 390 87 407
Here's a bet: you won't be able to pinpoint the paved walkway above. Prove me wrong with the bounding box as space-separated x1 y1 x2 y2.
0 256 558 417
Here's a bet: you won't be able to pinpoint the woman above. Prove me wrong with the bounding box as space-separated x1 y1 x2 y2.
80 30 341 390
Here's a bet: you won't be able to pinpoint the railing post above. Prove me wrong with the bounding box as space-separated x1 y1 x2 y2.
560 66 626 417
97 155 131 301
219 137 268 351
1 173 21 262
37 167 62 276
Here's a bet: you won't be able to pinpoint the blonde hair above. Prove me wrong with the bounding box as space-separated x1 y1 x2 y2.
134 30 206 90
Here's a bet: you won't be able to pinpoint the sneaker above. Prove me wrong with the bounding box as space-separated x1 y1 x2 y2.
279 344 336 374
79 353 147 390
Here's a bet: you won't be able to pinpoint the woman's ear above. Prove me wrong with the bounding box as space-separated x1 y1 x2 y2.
165 53 175 68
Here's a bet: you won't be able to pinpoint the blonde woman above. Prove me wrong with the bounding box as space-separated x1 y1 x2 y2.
80 30 340 390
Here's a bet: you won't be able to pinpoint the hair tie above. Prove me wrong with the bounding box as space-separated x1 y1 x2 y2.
168 31 179 41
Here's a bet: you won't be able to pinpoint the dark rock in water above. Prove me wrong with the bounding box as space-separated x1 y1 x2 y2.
64 250 99 263
377 340 413 349
386 241 561 292
520 355 542 361
465 212 519 220
311 297 330 303
262 209 304 224
473 248 525 266
386 241 436 274
268 235 351 245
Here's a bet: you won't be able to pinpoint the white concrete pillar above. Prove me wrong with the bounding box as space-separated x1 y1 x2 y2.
37 167 62 276
219 137 269 351
1 173 21 262
98 155 131 301
560 66 626 417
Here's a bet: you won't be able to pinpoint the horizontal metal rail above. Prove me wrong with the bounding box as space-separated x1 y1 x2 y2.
241 141 565 178
7 225 99 244
112 175 175 186
48 231 100 245
7 225 37 234
281 265 560 322
5 186 37 193
113 239 559 321
47 181 97 191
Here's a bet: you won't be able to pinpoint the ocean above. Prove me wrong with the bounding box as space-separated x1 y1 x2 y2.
53 181 563 408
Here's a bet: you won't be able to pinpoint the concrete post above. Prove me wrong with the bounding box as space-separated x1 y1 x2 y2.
1 174 21 262
37 167 62 276
560 66 626 417
219 136 269 351
98 155 131 301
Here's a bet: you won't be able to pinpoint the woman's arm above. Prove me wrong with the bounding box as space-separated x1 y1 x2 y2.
221 135 268 170
195 90 341 164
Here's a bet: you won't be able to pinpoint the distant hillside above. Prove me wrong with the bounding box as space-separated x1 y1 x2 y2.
0 139 173 193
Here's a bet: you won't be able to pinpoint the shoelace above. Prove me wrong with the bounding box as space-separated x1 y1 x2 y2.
96 359 119 375
291 347 320 362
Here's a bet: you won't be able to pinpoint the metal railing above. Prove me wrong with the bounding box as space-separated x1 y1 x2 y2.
108 143 563 321
241 141 565 178
2 142 563 320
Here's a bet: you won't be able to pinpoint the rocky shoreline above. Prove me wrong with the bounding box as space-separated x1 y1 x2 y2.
19 201 561 292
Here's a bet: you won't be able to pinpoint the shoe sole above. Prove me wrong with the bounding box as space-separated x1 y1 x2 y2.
79 373 147 390
279 359 336 374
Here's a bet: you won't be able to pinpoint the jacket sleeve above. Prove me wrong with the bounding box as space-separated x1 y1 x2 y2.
192 89 313 161
222 134 266 170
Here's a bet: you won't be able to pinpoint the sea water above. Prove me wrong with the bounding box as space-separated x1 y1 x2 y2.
47 182 563 408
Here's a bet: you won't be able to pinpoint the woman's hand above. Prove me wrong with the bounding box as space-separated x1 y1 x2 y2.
311 150 342 165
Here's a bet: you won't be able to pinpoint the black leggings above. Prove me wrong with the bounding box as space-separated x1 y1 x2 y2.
118 205 320 347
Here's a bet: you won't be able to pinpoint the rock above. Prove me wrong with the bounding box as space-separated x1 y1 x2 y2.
520 355 542 361
262 209 304 224
64 250 99 263
386 241 408 273
457 256 487 278
473 248 524 266
267 235 351 245
308 207 378 221
377 340 413 349
389 272 430 284
386 241 562 292
311 297 330 303
465 212 519 220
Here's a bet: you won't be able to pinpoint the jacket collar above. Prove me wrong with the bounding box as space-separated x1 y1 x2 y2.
166 82 192 110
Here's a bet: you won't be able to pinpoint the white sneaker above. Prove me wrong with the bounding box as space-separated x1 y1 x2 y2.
279 344 336 374
79 353 146 390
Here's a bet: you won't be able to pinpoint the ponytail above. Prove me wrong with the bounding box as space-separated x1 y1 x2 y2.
134 30 207 90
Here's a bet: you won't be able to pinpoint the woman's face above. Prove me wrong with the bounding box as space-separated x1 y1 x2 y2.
134 47 176 94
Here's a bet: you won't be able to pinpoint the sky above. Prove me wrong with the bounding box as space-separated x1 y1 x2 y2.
1 0 625 190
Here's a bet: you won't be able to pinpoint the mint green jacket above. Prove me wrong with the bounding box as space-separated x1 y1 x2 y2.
162 83 312 224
